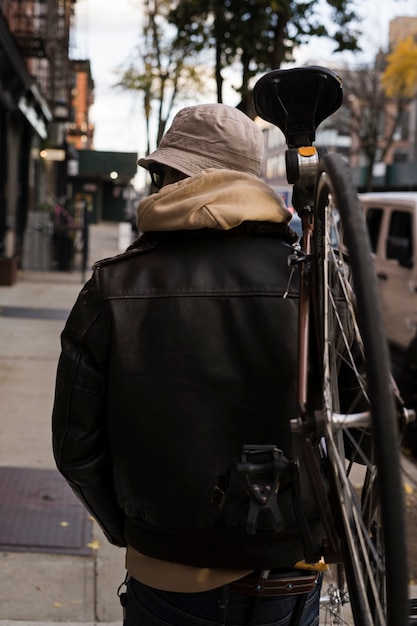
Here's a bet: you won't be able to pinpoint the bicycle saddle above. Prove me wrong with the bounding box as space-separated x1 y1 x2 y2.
253 66 343 148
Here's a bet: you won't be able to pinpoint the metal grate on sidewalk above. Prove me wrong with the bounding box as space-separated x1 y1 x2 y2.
0 467 93 556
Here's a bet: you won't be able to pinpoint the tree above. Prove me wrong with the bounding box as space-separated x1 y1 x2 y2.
116 0 210 154
382 35 417 164
382 36 417 100
117 0 361 150
169 0 361 114
341 59 385 190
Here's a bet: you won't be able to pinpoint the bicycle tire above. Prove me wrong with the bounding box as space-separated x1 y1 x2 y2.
310 152 409 626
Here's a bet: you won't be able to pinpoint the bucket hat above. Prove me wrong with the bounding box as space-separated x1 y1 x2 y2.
138 104 264 177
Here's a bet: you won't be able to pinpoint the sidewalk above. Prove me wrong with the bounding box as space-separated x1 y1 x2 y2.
0 223 129 625
0 222 416 625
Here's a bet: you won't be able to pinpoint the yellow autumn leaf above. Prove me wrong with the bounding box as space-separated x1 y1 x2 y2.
294 559 328 572
404 482 414 495
87 539 100 550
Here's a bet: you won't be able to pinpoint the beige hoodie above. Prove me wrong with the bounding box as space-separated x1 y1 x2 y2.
137 168 291 232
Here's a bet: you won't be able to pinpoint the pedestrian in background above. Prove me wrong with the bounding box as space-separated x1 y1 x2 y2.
52 198 74 271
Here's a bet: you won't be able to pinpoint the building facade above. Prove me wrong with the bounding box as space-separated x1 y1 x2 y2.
0 0 77 283
68 58 94 150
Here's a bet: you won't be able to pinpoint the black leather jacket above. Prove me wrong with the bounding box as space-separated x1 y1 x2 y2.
52 227 322 569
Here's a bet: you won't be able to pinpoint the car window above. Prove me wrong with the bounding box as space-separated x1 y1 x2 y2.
387 210 413 260
365 207 383 253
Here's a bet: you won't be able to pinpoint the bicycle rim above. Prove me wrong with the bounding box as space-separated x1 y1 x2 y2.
311 152 408 626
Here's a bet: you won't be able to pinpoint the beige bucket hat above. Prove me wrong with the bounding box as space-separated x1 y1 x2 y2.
138 103 264 177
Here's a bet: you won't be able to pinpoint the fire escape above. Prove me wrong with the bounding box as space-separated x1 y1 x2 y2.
1 0 76 132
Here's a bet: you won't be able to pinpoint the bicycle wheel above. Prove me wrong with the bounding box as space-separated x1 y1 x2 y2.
310 152 409 626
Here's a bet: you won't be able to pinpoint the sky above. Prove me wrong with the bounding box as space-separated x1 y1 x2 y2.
71 0 143 154
71 0 417 161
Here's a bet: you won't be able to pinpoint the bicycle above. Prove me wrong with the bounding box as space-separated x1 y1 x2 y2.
252 66 415 626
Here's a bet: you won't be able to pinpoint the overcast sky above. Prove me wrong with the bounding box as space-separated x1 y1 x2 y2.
71 0 417 158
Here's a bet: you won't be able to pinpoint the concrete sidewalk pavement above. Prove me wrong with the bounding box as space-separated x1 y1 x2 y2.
0 223 129 625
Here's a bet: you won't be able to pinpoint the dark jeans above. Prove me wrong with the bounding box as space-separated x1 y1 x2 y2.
122 575 322 626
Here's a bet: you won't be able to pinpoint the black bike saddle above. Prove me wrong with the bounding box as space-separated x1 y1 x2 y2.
253 66 343 148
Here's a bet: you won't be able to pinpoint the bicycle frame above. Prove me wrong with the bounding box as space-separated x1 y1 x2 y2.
289 156 344 564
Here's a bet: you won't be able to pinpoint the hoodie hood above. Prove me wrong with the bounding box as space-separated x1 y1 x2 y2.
137 169 291 232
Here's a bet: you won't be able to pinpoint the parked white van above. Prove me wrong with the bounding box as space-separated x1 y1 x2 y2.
359 191 417 452
359 192 417 356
